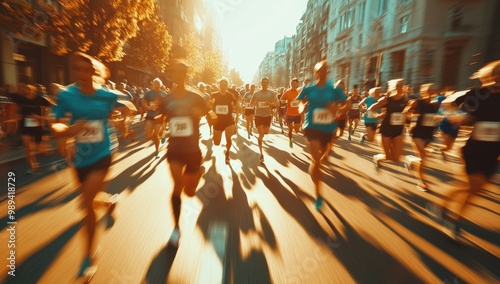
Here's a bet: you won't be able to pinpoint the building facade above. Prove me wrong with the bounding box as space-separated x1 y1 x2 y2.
260 0 499 91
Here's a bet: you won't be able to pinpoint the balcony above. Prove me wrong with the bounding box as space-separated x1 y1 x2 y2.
443 24 476 42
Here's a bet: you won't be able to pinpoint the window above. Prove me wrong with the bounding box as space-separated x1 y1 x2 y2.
450 5 464 30
347 7 355 27
378 0 387 16
358 2 365 23
391 50 406 73
400 15 409 33
340 14 346 30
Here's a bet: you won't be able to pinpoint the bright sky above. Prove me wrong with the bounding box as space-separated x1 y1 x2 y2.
208 0 309 83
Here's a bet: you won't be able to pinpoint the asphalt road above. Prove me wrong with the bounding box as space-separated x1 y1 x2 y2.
1 118 499 283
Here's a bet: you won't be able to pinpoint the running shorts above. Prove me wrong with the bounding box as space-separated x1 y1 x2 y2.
364 123 378 132
255 116 272 127
167 150 202 174
462 141 500 178
286 115 301 124
213 118 234 131
304 128 333 148
75 155 112 183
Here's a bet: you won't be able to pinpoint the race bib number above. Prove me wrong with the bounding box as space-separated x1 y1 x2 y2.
290 100 300 108
258 102 268 108
312 109 333 125
421 114 437 127
76 120 104 143
215 105 229 115
390 113 405 126
472 121 500 142
352 103 359 109
24 116 40 127
245 102 254 109
170 117 193 137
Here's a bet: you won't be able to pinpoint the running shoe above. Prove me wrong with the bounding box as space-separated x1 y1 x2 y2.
260 155 264 164
350 130 355 135
154 151 159 158
348 135 351 141
403 156 413 174
289 139 293 148
169 228 181 248
77 256 96 278
443 218 461 241
373 155 381 169
315 196 323 210
426 202 443 223
416 182 428 192
161 137 166 144
360 134 366 144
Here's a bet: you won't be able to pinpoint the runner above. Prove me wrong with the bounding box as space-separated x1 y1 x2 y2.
427 60 500 240
296 61 347 209
51 52 135 278
277 88 287 134
347 85 361 141
242 84 256 139
333 80 348 139
359 87 382 143
198 82 214 135
402 83 440 191
212 77 238 164
160 61 215 247
281 78 301 147
10 83 55 173
369 78 409 168
251 77 278 164
142 78 167 158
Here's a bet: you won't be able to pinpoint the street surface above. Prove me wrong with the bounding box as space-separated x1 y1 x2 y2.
1 118 499 283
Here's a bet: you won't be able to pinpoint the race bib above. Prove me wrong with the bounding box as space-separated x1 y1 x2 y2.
170 117 193 137
390 113 405 126
472 121 500 142
421 114 437 127
258 102 268 108
215 105 229 115
245 102 254 109
290 100 300 108
24 116 40 127
352 103 359 109
76 120 104 143
312 108 334 125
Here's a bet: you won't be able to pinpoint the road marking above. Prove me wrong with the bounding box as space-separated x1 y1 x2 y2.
198 221 228 284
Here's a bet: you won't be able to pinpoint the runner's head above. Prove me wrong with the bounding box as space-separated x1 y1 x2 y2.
419 83 437 101
197 82 206 93
250 84 256 93
314 60 328 82
261 77 270 90
245 83 250 90
304 78 311 86
170 59 189 87
369 87 381 99
291 78 298 89
152 78 163 91
218 77 229 92
72 52 108 86
387 78 404 95
352 84 359 97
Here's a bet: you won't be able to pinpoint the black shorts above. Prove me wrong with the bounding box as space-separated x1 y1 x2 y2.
279 107 287 117
365 123 378 132
145 116 163 125
20 126 42 143
348 111 360 120
462 141 500 178
167 150 202 174
304 128 333 148
255 116 272 127
286 115 301 124
379 123 404 138
75 155 112 183
214 118 234 131
336 119 346 130
244 109 255 116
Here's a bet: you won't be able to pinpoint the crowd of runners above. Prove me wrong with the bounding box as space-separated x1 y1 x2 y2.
1 53 499 279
